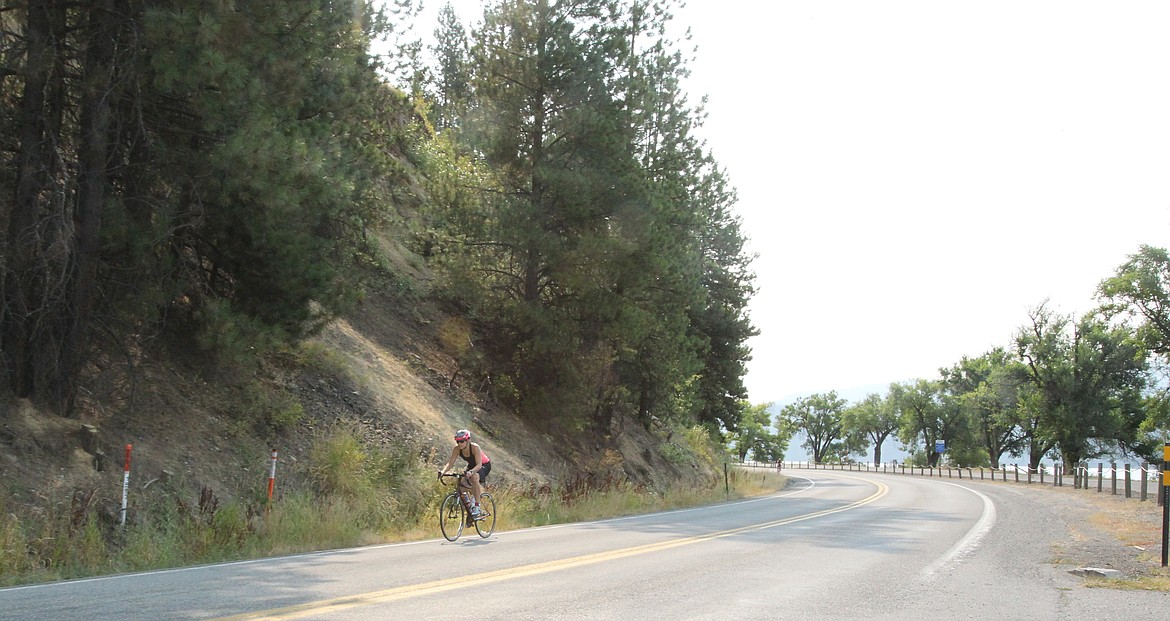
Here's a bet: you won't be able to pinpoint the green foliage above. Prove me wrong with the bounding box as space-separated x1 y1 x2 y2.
416 0 755 435
780 392 850 463
0 444 779 587
809 245 1170 470
6 0 430 412
0 504 29 580
1099 245 1170 354
218 381 304 438
938 349 1029 466
4 0 756 436
889 380 950 467
1015 303 1151 466
309 423 378 500
658 441 694 466
138 0 399 338
1141 394 1170 432
657 425 727 467
728 401 789 462
1099 245 1170 435
278 341 350 378
841 393 900 465
427 3 473 131
307 421 433 529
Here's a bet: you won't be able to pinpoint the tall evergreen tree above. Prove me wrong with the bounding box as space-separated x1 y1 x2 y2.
1 0 405 414
423 0 755 435
2 0 141 413
445 0 644 422
614 0 755 433
429 3 473 131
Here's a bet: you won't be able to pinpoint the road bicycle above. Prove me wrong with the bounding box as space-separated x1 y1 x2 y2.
438 472 496 541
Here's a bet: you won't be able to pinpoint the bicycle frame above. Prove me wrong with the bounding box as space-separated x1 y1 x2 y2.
438 472 495 541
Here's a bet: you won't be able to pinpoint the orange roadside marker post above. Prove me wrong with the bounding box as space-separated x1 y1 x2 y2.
268 449 279 501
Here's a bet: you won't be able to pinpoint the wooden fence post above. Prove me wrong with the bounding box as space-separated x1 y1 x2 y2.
1142 463 1149 501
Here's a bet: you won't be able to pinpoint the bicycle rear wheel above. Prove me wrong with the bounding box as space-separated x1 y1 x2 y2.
474 492 496 538
440 493 464 541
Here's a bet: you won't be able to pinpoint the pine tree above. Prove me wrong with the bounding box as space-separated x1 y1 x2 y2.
430 3 473 131
428 0 757 434
444 0 644 423
1 0 407 413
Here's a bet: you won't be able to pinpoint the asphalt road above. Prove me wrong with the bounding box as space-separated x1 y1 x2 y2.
1 470 1166 620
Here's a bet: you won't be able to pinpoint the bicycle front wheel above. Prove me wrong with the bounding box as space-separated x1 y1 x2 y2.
474 492 496 538
440 493 464 541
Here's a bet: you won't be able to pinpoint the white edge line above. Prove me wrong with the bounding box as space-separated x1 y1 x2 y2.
0 476 816 593
917 481 997 581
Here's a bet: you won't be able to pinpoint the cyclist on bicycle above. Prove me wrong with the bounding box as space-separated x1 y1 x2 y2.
438 429 492 517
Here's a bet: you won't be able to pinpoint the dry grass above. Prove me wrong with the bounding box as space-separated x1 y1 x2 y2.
1072 488 1170 590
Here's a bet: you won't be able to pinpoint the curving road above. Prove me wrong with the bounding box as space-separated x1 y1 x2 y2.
1 470 1164 620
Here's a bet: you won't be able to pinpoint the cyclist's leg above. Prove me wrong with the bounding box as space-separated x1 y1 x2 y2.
472 462 491 499
457 475 476 523
469 472 483 500
462 471 481 515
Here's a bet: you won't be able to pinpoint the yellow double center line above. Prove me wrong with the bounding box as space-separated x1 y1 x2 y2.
216 478 887 620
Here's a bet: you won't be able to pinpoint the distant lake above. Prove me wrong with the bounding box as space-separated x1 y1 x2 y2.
778 431 1150 472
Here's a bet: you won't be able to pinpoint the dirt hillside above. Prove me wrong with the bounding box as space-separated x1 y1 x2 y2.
0 248 695 513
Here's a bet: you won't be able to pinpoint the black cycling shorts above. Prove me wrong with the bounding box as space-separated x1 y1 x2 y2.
468 461 491 484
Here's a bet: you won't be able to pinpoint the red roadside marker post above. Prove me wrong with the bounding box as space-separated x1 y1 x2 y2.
267 449 278 501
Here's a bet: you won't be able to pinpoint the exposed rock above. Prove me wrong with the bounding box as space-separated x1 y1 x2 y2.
1068 567 1123 578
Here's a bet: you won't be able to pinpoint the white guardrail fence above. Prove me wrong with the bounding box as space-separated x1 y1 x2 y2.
736 460 1167 506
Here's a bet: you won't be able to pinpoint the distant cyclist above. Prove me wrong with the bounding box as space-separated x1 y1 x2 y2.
438 429 492 517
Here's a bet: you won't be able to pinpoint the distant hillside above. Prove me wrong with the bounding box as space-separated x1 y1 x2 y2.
772 383 895 407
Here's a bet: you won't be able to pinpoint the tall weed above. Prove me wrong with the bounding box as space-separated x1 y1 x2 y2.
0 424 776 588
307 421 432 531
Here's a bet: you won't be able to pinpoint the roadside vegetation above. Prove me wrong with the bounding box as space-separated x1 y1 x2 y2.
1 0 762 591
3 0 1169 598
0 423 783 588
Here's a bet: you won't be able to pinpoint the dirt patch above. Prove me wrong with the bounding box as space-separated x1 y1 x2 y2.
1040 483 1170 585
0 239 705 524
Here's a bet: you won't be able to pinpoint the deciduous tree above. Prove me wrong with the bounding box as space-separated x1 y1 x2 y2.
1015 302 1151 468
842 392 900 465
780 392 848 463
940 349 1028 466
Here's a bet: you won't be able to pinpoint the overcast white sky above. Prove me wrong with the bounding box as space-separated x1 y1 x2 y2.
411 1 1170 405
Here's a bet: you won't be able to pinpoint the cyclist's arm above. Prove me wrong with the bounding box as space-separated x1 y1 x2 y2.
438 447 458 474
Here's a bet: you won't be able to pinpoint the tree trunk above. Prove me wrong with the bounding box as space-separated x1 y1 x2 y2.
56 0 120 413
3 0 67 403
872 432 886 466
927 450 940 468
2 0 123 415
